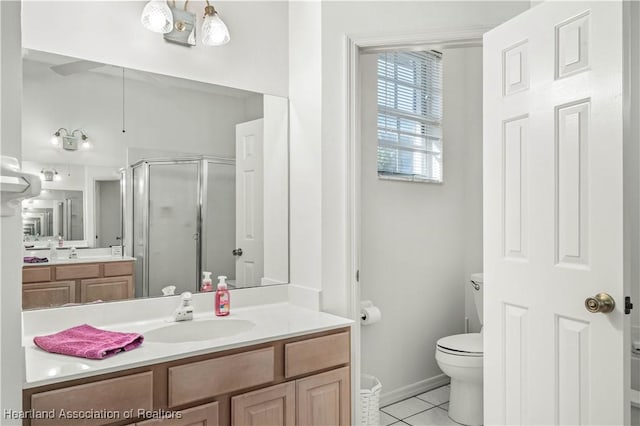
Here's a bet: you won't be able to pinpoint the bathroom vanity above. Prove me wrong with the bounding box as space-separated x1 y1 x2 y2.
22 303 353 426
22 258 135 310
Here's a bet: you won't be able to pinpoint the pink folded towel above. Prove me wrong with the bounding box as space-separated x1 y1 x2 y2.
33 324 144 360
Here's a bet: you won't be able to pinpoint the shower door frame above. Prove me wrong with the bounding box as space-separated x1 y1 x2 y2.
131 156 235 297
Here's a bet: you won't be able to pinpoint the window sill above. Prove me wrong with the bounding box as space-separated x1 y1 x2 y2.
377 174 443 184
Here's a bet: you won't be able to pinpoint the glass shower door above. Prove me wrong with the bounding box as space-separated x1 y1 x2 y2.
148 161 200 296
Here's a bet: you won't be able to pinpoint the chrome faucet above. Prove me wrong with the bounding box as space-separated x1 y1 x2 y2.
172 292 194 322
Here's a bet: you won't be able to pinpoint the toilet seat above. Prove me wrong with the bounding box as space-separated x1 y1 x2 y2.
436 333 483 357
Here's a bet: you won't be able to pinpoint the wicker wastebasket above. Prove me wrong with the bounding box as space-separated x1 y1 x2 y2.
360 374 382 426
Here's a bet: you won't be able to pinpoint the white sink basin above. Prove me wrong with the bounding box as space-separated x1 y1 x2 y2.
143 319 255 343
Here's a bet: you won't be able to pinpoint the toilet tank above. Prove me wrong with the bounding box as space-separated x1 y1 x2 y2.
470 273 484 325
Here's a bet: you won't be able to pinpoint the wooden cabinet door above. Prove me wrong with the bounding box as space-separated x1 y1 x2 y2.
136 401 219 426
296 367 350 426
232 382 295 426
22 281 75 309
80 276 134 303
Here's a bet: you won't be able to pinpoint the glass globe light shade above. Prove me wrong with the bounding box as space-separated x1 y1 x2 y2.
81 139 90 149
202 11 230 46
50 134 60 146
141 0 173 34
54 172 61 182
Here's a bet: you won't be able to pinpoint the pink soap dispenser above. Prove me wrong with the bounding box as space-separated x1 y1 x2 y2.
201 271 213 292
215 275 230 316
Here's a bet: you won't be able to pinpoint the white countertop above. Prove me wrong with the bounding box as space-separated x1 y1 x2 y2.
23 303 353 388
23 255 136 267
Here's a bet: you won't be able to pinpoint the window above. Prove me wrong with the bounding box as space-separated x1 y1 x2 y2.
377 50 443 183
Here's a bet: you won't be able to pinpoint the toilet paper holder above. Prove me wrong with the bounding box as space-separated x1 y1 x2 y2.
360 300 382 324
360 300 373 320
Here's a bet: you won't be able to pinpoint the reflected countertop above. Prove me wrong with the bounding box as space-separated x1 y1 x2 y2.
23 255 136 267
23 303 353 388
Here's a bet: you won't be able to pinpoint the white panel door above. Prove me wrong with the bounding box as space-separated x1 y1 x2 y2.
484 2 629 425
236 119 264 287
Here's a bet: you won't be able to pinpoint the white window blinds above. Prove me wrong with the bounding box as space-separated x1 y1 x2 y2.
377 50 443 182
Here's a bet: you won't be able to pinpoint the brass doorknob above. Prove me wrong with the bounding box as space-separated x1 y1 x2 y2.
585 293 615 314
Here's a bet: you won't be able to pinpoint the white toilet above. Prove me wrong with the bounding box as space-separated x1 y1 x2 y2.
435 273 484 426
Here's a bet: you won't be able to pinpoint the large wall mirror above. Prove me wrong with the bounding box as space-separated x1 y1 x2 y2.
21 49 289 309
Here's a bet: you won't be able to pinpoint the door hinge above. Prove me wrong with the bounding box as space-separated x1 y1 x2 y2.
356 270 359 282
625 296 634 315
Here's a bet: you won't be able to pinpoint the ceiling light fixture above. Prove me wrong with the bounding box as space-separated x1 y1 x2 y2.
50 128 91 151
141 0 173 34
140 0 229 47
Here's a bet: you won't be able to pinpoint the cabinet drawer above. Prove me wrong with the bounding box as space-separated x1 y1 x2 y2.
104 261 134 277
168 347 275 407
285 332 350 378
55 263 100 280
31 371 153 426
23 267 52 283
137 401 219 426
23 281 75 310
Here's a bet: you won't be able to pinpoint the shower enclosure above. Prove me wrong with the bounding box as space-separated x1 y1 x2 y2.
131 156 236 297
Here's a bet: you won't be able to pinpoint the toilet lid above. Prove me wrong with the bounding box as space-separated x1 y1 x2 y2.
437 333 483 355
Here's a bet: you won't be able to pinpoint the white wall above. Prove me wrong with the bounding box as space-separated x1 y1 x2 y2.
359 46 483 401
0 1 24 422
288 1 323 307
263 96 290 285
22 59 254 168
22 1 289 97
316 1 530 316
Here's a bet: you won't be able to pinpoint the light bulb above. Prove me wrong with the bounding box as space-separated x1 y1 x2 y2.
202 6 230 46
54 173 61 182
39 172 45 180
141 0 173 34
50 135 60 146
81 136 90 149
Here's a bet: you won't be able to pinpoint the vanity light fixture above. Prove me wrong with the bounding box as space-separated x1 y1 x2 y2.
40 169 61 182
140 0 229 47
50 128 91 151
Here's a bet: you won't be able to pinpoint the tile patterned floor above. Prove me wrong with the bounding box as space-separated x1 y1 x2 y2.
379 385 459 426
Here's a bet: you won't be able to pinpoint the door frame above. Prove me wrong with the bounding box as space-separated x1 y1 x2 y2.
344 25 493 424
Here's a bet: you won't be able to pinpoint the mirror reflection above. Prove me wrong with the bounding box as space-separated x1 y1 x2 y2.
21 49 289 310
23 189 84 241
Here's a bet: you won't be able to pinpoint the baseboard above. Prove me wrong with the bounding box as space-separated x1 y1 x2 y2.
379 374 450 407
